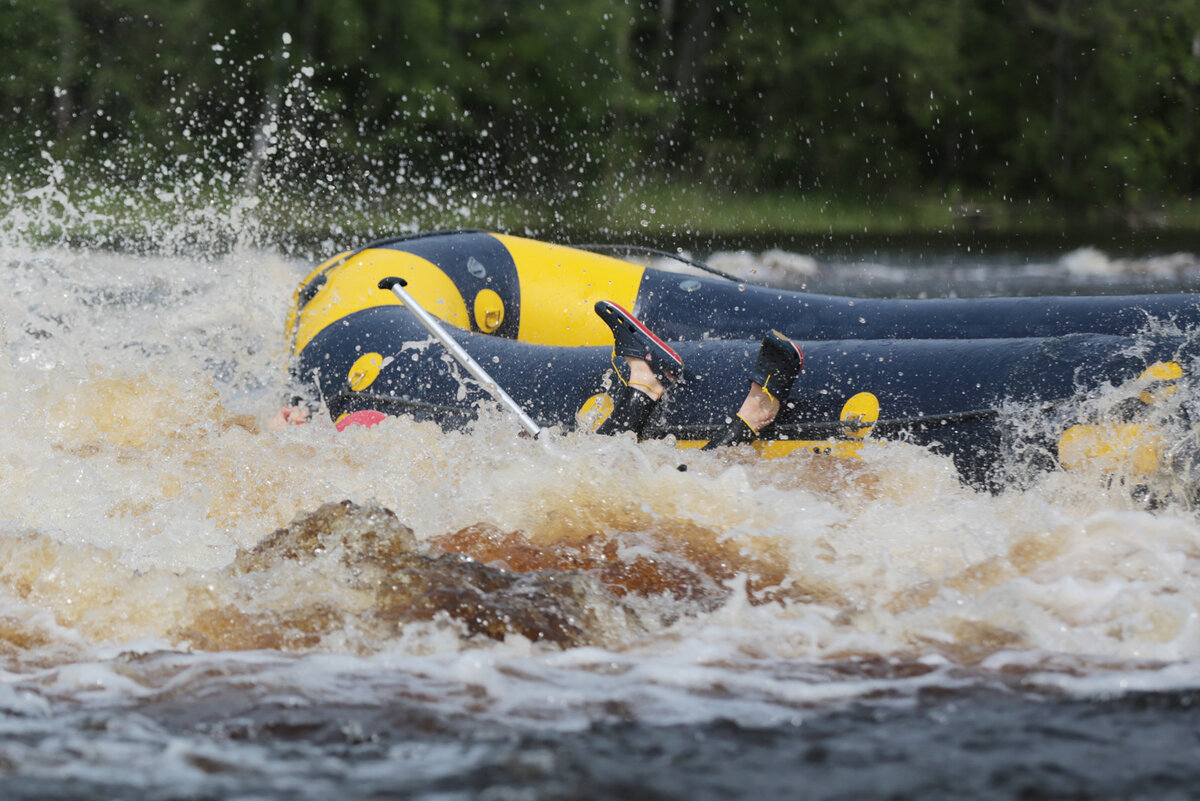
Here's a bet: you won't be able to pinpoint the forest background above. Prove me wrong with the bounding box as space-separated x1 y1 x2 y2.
2 0 1198 243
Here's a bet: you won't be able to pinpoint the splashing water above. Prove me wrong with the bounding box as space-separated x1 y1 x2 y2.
4 76 1200 801
5 228 1200 797
4 236 1200 645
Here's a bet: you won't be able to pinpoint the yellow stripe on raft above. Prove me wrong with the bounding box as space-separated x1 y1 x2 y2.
289 234 647 356
285 250 349 347
493 233 644 347
290 249 470 355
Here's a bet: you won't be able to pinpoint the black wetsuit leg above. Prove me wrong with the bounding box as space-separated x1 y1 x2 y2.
596 384 659 439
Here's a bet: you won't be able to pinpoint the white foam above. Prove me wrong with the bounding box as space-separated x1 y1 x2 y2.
3 231 1200 730
1061 246 1200 279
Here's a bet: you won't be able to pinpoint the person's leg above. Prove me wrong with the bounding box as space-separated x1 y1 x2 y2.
595 357 663 436
704 330 803 449
594 301 683 438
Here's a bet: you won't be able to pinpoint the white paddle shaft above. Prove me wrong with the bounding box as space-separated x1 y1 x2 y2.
379 277 541 439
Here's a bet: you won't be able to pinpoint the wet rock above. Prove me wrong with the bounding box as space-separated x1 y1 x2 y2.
179 501 636 651
232 499 418 575
376 552 608 646
431 520 798 608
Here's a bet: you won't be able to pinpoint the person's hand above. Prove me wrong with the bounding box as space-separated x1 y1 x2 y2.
271 405 310 429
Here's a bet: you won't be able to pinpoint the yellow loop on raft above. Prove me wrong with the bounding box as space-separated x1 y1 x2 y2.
840 392 881 440
474 288 505 333
348 352 384 391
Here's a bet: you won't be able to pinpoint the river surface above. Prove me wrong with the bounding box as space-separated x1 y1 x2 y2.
2 215 1200 799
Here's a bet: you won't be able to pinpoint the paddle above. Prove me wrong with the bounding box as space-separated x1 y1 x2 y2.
378 277 542 439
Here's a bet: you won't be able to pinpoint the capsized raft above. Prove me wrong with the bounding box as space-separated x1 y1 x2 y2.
287 230 1200 487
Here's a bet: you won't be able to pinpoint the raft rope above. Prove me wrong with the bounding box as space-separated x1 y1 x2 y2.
570 243 742 283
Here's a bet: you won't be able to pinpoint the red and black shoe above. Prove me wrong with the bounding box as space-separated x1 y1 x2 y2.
749 329 804 405
594 300 683 385
594 301 683 438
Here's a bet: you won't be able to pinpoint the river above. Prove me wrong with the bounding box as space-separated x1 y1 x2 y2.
2 202 1200 798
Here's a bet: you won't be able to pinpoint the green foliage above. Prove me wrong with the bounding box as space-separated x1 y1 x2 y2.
0 0 1196 223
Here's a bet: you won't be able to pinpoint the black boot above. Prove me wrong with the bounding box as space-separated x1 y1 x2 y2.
703 330 804 450
595 383 659 437
702 414 759 449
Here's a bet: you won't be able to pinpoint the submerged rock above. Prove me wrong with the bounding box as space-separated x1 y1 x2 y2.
178 500 639 651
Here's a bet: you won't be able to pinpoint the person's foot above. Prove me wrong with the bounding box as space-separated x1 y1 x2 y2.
595 300 683 399
626 356 667 400
710 379 780 447
702 331 804 449
735 382 780 432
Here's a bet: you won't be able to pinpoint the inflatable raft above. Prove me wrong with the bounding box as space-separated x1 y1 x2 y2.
286 230 1200 489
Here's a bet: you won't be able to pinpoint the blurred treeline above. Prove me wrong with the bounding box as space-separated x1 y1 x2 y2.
2 0 1198 215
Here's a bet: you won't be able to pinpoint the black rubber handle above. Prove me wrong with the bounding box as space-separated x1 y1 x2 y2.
378 277 408 290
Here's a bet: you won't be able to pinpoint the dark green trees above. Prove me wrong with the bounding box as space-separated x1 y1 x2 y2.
1 0 1196 217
